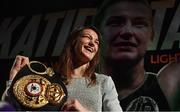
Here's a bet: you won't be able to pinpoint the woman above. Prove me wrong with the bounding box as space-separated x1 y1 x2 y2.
3 26 122 111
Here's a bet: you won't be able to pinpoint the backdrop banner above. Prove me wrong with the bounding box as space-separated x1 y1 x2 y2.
0 0 179 97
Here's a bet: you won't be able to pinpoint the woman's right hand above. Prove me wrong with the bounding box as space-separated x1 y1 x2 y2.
9 55 29 80
61 99 90 112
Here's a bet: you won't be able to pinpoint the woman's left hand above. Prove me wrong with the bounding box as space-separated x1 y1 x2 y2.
61 99 90 112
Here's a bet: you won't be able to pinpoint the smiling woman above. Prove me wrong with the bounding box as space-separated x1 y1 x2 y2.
58 26 102 85
2 26 122 111
73 28 99 68
57 26 123 111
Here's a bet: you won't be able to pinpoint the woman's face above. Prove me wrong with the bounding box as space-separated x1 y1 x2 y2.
74 29 99 64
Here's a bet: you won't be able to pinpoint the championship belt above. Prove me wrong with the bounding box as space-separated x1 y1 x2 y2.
9 61 67 111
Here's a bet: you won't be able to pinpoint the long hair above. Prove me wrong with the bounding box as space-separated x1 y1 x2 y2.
58 26 101 86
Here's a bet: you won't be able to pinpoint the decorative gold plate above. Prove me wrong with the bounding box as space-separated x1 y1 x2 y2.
13 75 50 108
12 61 66 109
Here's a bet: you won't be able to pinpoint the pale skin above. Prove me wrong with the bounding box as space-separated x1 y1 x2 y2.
7 28 99 112
73 29 99 77
9 55 29 80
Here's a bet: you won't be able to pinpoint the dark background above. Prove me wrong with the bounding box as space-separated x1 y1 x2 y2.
1 0 103 16
0 0 179 98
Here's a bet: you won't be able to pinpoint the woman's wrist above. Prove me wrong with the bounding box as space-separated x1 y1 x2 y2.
6 80 13 87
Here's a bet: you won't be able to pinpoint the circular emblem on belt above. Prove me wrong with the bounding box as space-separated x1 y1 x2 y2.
25 82 42 97
13 75 50 108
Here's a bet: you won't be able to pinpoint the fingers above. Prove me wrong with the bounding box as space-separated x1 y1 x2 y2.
9 55 29 80
17 55 29 68
61 99 89 112
61 99 76 111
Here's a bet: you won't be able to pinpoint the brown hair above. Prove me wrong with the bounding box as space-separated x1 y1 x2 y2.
58 26 101 86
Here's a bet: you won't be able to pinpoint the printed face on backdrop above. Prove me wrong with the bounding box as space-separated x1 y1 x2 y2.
74 29 99 64
100 1 153 62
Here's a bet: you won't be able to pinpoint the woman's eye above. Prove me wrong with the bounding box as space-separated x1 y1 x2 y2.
94 40 99 45
95 41 99 45
81 35 90 38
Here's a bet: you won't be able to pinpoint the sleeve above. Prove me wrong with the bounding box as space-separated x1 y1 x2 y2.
1 80 14 103
1 86 22 110
1 87 16 110
102 76 123 111
1 88 10 101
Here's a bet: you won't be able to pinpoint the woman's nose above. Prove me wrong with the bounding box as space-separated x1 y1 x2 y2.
89 40 95 47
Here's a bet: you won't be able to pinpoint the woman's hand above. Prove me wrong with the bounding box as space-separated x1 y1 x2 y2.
9 55 29 80
61 99 90 112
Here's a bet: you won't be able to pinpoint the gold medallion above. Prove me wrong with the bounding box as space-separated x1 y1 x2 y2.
13 75 51 108
46 83 66 105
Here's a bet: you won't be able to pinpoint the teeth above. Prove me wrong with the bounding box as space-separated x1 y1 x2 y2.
85 46 93 52
87 48 92 52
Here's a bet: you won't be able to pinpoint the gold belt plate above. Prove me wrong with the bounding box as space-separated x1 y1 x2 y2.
13 74 65 108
